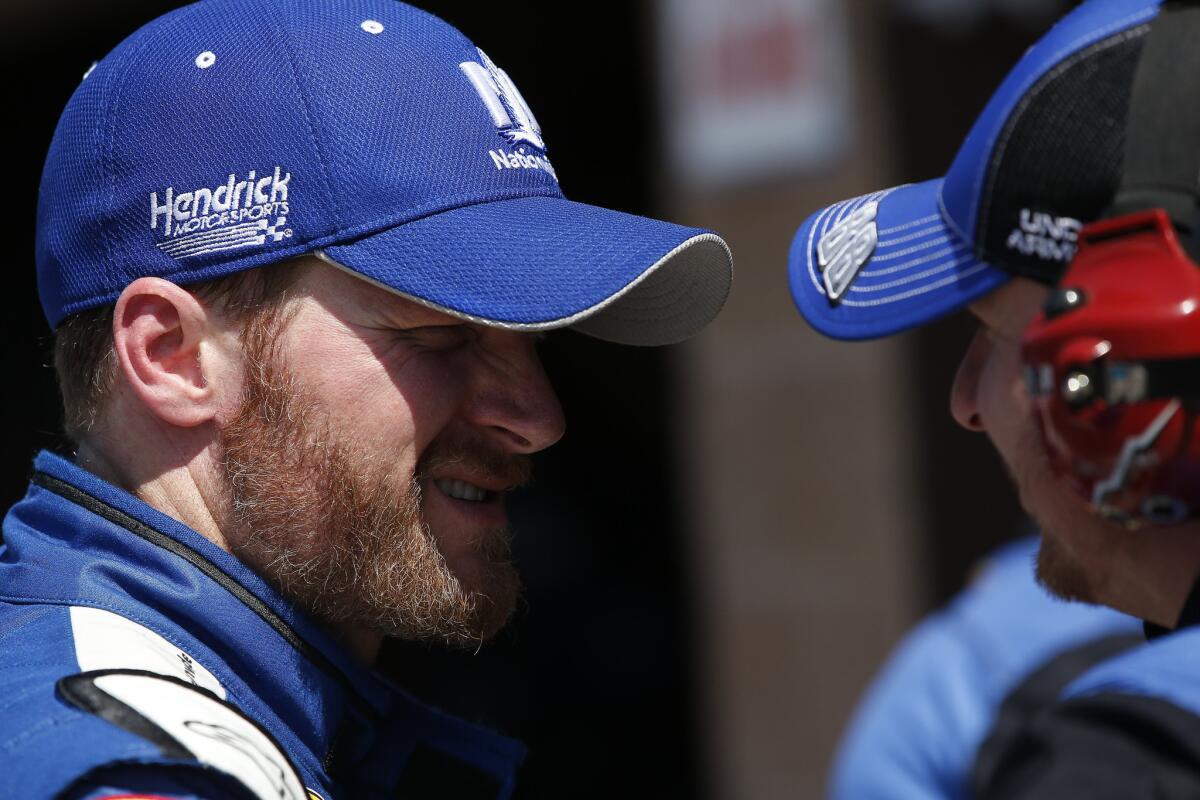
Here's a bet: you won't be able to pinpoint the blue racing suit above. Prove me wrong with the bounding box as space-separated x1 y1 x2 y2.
0 451 525 800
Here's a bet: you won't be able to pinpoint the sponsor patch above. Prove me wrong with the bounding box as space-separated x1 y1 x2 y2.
460 49 557 181
149 167 294 259
1005 208 1081 262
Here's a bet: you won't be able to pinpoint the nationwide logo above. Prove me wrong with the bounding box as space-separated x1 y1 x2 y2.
488 147 555 175
150 167 294 259
1006 208 1081 262
460 49 558 181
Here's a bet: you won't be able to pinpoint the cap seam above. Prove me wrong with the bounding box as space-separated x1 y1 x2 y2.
99 19 163 300
96 57 119 298
975 22 1152 256
99 6 197 298
263 0 343 230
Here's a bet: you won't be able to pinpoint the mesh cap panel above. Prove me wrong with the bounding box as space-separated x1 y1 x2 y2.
979 25 1150 284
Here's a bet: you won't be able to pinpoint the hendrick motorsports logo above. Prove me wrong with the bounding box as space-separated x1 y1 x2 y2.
150 167 294 259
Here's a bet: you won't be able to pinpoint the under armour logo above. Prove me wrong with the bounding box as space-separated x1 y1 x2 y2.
818 201 879 302
460 48 546 151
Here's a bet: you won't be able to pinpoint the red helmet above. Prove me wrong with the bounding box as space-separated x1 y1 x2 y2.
1021 209 1200 525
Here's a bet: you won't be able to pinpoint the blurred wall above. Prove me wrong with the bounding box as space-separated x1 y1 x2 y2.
656 0 1065 797
659 2 922 796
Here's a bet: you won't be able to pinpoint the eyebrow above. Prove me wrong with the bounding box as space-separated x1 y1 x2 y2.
367 290 458 326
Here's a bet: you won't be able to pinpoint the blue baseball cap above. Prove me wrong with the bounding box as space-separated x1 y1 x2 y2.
37 0 732 346
789 0 1161 341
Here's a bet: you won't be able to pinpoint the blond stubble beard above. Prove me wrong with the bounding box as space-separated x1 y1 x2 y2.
1003 418 1101 604
217 320 522 649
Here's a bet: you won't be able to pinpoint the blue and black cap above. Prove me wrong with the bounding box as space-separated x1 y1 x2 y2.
788 0 1161 341
38 0 733 345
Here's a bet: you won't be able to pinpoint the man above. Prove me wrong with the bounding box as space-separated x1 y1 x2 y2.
829 535 1139 800
5 2 732 799
791 0 1200 794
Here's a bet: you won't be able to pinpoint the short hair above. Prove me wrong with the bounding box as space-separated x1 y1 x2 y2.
54 261 303 444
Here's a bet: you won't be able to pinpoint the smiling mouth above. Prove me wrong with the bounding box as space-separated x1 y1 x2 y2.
434 479 496 504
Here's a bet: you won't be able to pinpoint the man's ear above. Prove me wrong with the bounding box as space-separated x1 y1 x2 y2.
112 278 224 428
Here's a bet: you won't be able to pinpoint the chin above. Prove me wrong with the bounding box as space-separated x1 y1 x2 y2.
441 544 522 639
467 573 521 642
1034 533 1098 604
1028 495 1108 606
1006 451 1103 604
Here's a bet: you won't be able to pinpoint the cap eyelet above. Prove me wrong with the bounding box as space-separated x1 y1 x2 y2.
195 51 217 69
361 20 384 34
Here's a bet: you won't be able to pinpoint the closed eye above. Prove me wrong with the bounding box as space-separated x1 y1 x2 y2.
402 324 476 350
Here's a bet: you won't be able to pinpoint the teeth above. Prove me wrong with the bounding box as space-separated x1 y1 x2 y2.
435 479 488 503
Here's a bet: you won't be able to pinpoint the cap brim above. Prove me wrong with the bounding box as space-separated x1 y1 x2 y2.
318 196 732 346
788 178 1009 341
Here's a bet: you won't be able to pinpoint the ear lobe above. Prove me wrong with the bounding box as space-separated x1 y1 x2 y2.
112 278 220 429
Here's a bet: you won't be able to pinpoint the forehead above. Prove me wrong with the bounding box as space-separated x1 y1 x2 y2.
296 257 465 326
968 277 1050 335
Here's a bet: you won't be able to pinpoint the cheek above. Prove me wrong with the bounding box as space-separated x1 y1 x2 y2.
380 354 469 448
975 343 1035 446
282 330 454 468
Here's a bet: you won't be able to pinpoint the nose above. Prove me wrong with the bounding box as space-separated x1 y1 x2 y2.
469 333 566 455
950 328 990 432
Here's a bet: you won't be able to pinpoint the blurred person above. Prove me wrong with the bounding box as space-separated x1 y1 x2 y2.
791 0 1200 794
3 1 732 799
829 535 1139 800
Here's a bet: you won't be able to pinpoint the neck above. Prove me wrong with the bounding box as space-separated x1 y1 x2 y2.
76 438 383 667
1093 522 1200 629
77 437 229 551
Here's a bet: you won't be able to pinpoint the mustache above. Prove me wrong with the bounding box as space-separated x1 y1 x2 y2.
416 437 534 492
